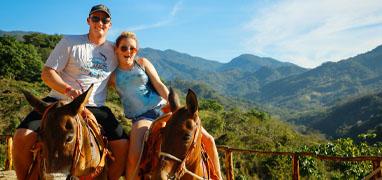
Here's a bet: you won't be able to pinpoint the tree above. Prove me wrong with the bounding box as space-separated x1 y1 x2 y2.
0 36 43 82
200 99 224 112
23 33 62 49
23 33 62 62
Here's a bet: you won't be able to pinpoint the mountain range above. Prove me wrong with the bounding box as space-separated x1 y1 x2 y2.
2 29 382 139
138 43 382 141
140 48 308 99
140 44 382 117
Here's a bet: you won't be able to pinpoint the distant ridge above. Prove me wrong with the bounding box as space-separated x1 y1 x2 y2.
0 30 39 41
219 54 303 72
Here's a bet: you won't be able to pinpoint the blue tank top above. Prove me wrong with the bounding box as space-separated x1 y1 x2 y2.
115 61 162 118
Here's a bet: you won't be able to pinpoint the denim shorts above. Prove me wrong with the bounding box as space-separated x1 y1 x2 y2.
131 106 164 124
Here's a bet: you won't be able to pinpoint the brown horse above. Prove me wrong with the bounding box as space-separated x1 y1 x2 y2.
148 88 217 180
22 85 109 179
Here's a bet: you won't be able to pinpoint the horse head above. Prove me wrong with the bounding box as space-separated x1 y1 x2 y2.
23 85 98 177
153 88 203 179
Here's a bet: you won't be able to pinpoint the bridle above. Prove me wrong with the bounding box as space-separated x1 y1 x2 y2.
158 116 211 180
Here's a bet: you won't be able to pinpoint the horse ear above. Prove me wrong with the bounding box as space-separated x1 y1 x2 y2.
22 90 49 114
186 89 198 115
168 87 180 112
66 84 94 115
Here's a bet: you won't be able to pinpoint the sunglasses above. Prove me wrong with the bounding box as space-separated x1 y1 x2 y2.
120 46 137 53
90 16 111 24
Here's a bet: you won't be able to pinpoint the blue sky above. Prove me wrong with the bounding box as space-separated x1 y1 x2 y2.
1 0 382 68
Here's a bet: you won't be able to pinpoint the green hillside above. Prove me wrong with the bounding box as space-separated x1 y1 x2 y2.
2 79 382 179
299 91 382 143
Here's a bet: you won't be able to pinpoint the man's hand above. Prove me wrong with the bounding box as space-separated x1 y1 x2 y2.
65 87 82 99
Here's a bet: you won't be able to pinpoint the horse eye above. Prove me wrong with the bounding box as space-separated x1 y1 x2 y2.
65 120 74 131
65 134 74 143
183 134 192 141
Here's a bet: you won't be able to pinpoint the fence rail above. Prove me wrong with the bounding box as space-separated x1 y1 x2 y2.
1 135 381 180
217 145 382 180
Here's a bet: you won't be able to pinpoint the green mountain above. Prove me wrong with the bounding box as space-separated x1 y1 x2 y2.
303 91 382 143
139 48 307 99
218 54 301 72
139 48 223 81
259 45 382 120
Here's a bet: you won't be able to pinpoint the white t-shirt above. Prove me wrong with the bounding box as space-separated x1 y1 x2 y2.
45 34 117 106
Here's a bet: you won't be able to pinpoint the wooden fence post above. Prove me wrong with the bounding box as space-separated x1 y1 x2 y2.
372 160 382 179
5 136 13 170
292 153 300 180
225 149 234 180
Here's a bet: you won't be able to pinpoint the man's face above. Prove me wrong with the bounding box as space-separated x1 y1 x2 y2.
87 11 111 37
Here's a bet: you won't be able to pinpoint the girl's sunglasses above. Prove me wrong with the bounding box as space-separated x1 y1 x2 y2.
120 46 137 53
90 16 111 24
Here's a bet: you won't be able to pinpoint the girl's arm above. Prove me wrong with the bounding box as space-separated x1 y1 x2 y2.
139 58 169 101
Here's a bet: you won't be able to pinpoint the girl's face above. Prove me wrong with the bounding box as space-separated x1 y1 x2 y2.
116 37 138 63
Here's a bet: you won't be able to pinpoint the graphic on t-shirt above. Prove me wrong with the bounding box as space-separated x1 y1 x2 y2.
82 52 109 79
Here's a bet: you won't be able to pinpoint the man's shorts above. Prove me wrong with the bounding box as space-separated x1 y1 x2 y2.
17 96 128 140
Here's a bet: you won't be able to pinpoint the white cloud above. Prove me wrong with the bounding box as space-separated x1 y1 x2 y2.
126 0 183 32
244 0 382 68
171 1 183 16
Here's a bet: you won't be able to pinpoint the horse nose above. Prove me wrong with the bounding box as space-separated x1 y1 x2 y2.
160 171 169 180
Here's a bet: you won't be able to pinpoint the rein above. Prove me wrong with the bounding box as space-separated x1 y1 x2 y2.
70 109 109 178
70 114 83 175
158 116 210 180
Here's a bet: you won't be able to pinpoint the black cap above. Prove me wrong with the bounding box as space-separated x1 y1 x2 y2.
89 4 111 18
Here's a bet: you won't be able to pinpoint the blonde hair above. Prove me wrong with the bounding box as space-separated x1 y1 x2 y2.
115 31 139 48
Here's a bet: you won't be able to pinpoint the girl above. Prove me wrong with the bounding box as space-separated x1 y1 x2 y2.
111 31 222 180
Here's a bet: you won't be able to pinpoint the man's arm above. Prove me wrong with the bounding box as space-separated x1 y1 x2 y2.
41 66 81 99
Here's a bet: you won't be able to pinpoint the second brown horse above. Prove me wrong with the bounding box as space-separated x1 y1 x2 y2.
145 88 218 180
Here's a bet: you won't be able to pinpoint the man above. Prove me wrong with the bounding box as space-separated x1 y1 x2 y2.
13 4 128 180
